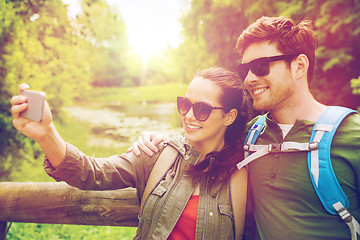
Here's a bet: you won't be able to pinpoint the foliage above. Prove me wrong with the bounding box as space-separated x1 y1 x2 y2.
351 76 360 95
0 98 40 181
310 0 360 108
0 0 47 180
77 0 129 87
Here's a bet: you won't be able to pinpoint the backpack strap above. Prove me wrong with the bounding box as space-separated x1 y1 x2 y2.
139 144 178 217
308 106 356 213
334 202 360 240
237 114 267 169
307 106 359 239
244 114 267 150
230 168 247 240
238 113 314 169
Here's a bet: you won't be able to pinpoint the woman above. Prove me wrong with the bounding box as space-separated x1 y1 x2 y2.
11 67 250 240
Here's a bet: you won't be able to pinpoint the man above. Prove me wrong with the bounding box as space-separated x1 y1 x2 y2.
234 16 360 240
131 16 360 239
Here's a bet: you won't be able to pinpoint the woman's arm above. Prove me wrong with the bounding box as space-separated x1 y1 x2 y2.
11 83 66 167
44 143 144 190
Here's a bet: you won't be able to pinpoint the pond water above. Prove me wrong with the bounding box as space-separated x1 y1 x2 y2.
65 102 184 149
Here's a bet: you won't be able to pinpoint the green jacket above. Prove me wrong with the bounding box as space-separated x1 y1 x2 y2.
44 135 236 240
244 112 360 240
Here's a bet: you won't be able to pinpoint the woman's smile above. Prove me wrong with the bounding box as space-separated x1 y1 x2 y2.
185 122 202 131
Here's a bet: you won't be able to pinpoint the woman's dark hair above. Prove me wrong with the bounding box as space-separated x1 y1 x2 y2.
186 67 254 185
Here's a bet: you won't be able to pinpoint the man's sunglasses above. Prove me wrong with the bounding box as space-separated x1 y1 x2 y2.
236 54 298 80
177 97 229 122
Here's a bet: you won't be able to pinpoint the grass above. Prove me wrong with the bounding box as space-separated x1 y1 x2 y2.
6 83 186 239
7 223 136 240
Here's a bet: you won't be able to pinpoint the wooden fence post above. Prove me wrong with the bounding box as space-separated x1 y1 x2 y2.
0 222 7 240
0 182 139 234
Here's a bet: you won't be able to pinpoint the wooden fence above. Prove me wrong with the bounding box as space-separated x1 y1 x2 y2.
0 182 139 240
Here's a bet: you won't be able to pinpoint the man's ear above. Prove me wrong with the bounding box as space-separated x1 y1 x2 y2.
292 54 309 80
224 109 238 126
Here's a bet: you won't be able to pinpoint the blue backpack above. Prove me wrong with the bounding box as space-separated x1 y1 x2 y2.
237 106 359 240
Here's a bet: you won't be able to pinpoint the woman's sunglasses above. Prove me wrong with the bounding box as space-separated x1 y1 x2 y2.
177 97 229 122
236 54 298 80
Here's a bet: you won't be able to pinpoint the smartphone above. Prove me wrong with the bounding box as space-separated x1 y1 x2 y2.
20 90 46 122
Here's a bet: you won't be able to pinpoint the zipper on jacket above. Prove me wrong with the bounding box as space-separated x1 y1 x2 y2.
149 153 192 238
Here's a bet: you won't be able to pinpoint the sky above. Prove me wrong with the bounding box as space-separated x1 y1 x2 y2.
64 0 190 59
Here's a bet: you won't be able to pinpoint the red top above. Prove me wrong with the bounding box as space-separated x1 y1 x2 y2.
168 195 199 240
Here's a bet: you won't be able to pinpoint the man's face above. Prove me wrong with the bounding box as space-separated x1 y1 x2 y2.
242 41 296 112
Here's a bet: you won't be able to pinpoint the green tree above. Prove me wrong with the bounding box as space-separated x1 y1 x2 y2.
310 0 360 109
2 0 92 115
77 0 129 87
0 0 48 180
0 0 130 179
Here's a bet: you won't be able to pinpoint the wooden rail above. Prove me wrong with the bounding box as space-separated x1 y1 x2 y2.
0 182 139 240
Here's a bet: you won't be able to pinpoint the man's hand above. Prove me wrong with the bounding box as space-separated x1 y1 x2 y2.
127 132 164 156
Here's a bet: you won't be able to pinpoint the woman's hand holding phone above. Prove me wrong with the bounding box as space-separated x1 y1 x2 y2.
11 83 53 142
11 83 67 167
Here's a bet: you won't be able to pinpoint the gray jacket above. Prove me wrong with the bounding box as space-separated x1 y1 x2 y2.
44 135 235 239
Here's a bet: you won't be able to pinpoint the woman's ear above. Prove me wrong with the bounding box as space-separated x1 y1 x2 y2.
224 109 238 126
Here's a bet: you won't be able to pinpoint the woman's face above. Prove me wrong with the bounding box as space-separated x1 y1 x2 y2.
181 76 230 150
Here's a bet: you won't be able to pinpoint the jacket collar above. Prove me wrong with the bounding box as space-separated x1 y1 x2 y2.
165 135 200 160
